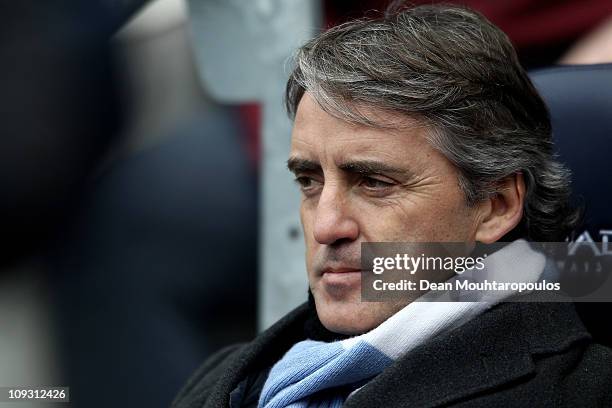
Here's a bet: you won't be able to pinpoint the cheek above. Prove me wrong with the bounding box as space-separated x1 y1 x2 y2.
418 200 477 241
354 192 474 242
300 203 317 258
352 199 420 241
300 203 312 239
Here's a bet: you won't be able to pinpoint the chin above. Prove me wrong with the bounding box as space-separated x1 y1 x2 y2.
315 297 383 336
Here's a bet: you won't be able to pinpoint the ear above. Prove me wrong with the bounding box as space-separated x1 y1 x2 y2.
475 173 525 244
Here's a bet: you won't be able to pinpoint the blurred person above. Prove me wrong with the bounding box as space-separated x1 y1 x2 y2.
0 0 257 407
0 0 143 402
0 1 132 264
561 15 612 64
51 0 257 407
172 4 612 408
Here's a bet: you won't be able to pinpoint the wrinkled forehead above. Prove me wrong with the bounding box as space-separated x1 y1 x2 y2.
290 92 434 166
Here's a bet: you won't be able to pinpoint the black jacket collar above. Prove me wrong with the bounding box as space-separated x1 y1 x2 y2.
346 301 589 407
204 300 589 407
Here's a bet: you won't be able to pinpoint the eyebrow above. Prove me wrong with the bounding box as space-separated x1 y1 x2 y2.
337 160 411 177
287 157 321 173
287 157 414 178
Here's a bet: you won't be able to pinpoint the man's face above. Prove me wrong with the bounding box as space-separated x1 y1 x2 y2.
289 93 482 335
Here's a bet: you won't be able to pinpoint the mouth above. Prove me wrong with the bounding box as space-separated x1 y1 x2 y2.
321 267 361 275
319 267 362 289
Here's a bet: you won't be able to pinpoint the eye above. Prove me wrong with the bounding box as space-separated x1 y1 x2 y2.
294 176 311 188
361 176 393 190
294 176 322 195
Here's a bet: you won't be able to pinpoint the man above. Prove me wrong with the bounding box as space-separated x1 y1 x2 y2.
173 4 612 407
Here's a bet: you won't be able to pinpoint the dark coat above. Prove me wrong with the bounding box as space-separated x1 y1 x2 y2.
172 301 612 407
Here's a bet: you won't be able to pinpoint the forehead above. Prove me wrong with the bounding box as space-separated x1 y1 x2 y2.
290 93 435 165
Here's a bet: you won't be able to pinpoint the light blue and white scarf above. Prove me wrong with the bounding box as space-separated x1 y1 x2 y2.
258 240 545 408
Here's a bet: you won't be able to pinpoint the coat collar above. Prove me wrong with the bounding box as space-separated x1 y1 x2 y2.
344 300 590 407
204 300 588 408
203 303 311 407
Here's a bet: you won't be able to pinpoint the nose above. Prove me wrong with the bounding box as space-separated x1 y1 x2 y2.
313 184 359 245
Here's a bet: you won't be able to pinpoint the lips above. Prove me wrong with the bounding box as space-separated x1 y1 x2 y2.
319 267 362 295
320 267 361 275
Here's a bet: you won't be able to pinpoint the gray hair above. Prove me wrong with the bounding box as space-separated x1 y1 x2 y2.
285 4 581 241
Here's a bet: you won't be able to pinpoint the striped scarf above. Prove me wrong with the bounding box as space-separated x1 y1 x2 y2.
258 240 544 408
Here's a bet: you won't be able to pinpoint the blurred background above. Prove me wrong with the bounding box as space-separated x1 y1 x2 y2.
0 0 611 407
